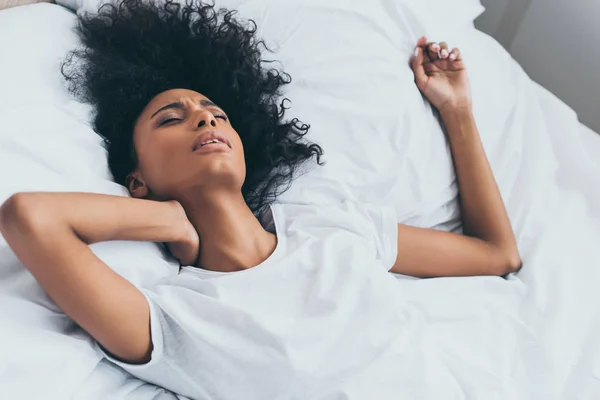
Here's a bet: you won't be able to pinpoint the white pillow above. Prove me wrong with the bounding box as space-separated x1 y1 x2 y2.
209 0 559 248
406 0 485 27
198 0 461 230
58 0 486 26
36 0 536 234
56 0 464 229
0 2 176 303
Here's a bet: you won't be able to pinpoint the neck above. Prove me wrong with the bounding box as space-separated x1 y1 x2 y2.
179 190 276 272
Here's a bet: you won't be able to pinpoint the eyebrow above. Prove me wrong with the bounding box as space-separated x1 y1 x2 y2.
150 99 222 119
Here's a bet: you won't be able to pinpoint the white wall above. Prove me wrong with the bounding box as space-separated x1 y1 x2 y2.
476 0 600 133
510 0 600 133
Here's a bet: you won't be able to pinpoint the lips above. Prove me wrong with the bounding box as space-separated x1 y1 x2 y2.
192 130 231 152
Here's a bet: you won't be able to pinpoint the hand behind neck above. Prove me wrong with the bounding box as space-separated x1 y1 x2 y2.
180 190 276 272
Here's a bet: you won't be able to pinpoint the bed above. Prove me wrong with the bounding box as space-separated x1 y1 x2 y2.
0 0 599 399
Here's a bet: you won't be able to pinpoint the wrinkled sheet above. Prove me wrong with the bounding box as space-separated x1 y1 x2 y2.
394 109 600 399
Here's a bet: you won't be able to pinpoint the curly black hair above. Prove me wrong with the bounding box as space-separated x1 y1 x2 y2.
62 0 323 214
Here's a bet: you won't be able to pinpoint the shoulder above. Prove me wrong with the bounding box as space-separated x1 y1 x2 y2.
270 201 398 269
270 200 396 240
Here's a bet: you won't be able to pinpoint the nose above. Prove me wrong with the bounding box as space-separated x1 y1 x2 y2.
195 110 217 129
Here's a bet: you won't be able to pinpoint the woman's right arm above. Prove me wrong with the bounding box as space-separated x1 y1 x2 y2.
0 192 192 363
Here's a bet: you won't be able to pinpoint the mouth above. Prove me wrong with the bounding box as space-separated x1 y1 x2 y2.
192 130 231 153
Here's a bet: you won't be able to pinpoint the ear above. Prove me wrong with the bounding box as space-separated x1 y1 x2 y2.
126 170 150 199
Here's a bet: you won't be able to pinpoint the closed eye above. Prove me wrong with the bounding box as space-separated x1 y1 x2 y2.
215 114 228 121
158 117 182 126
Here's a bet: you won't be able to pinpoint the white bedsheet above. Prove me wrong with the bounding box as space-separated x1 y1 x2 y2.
1 1 600 399
392 86 600 398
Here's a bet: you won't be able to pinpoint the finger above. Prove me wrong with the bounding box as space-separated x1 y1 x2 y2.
426 42 441 61
449 47 461 61
439 42 449 59
410 45 425 74
416 35 427 47
410 46 428 90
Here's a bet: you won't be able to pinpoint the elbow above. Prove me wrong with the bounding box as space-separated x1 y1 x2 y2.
504 252 523 275
0 193 27 232
495 248 522 276
0 193 52 236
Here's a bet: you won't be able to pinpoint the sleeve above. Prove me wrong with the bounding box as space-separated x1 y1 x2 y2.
283 200 398 270
97 289 199 399
347 201 398 271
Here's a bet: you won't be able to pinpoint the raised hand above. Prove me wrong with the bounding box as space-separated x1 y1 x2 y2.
165 200 200 267
410 36 471 112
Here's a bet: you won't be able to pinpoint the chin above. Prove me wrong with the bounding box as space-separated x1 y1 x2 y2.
198 161 245 189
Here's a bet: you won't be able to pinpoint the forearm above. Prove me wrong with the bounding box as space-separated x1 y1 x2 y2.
1 192 183 245
441 107 520 262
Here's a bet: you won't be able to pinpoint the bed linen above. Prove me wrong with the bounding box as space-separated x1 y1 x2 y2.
1 1 599 399
581 123 600 161
0 4 178 399
0 0 53 10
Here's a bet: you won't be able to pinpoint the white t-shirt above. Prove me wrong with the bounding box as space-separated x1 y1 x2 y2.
104 201 420 400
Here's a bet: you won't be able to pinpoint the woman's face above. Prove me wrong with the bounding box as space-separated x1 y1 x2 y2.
129 88 246 201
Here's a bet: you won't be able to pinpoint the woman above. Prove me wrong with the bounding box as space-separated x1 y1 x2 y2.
0 0 521 398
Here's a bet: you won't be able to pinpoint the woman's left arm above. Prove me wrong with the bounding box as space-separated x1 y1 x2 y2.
389 37 521 278
391 222 521 278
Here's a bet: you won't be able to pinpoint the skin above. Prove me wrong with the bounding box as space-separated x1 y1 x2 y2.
0 37 521 365
127 89 276 272
391 36 522 277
